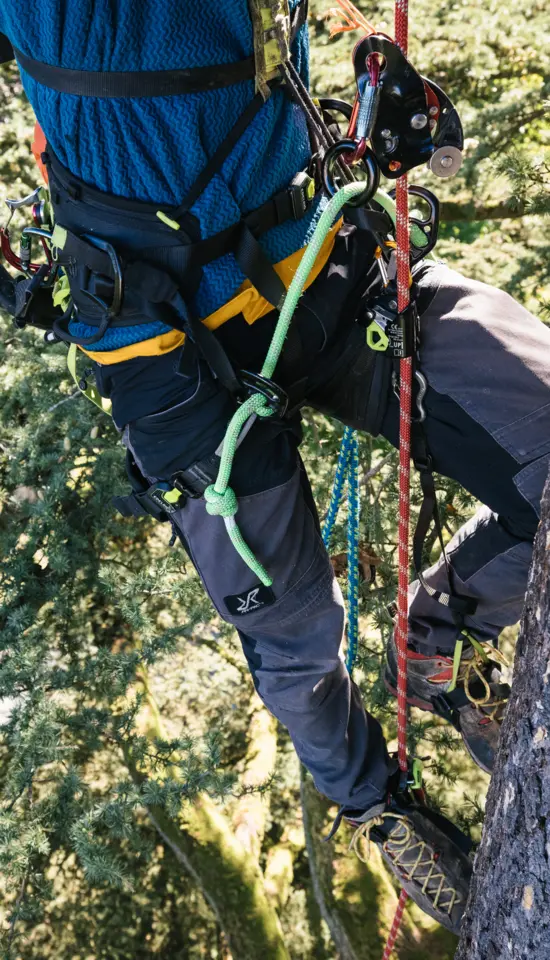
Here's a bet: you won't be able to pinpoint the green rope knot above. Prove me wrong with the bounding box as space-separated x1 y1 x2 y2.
204 485 238 517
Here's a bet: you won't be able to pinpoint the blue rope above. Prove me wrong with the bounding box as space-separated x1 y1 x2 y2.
322 427 361 674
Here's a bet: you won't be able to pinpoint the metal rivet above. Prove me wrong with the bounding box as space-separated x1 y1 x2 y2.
389 300 398 311
440 155 453 168
410 113 428 130
381 128 392 138
429 105 439 116
429 119 437 130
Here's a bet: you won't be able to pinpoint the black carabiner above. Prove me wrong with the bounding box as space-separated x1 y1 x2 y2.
388 184 440 262
322 140 380 207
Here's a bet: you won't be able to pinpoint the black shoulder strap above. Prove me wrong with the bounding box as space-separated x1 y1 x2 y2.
290 0 309 41
10 3 307 99
172 78 281 219
0 32 14 64
14 46 256 98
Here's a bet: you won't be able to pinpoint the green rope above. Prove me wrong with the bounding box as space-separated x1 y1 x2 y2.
205 180 430 585
205 180 368 586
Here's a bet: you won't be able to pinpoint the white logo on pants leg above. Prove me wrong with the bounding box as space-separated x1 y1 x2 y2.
236 588 263 614
224 583 275 616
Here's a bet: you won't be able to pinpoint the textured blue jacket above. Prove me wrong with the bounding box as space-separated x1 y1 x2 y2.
0 0 319 350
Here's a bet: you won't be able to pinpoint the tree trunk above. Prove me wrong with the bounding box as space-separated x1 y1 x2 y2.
455 470 550 960
147 795 290 960
233 698 278 859
128 670 290 960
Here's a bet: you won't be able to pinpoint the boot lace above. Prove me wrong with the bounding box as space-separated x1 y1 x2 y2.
350 813 461 915
457 634 509 720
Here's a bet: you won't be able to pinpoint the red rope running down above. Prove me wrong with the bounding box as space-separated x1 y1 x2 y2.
382 888 409 960
381 1 412 956
394 0 411 783
395 176 412 777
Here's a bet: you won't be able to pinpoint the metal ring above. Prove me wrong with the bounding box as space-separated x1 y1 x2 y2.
322 140 380 207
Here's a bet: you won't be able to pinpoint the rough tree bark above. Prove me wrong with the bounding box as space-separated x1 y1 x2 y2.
455 471 550 960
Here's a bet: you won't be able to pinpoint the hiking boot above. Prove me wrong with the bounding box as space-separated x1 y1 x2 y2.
346 784 473 934
384 633 510 773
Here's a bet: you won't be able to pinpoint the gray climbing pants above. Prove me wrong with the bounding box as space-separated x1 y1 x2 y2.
100 225 550 812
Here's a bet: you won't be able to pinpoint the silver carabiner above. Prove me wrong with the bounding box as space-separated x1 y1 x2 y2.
414 370 428 422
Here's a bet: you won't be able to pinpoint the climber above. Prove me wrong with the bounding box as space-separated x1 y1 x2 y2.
1 0 549 932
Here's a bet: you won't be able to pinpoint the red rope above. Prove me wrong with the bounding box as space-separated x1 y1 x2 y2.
382 0 412 955
382 888 409 960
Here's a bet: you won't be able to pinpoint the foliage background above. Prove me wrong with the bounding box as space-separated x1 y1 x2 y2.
0 1 548 957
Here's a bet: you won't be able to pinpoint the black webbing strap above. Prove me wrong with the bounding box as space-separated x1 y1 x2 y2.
172 78 281 219
14 46 256 98
234 223 287 308
0 32 13 64
290 0 309 41
183 308 243 396
11 0 308 99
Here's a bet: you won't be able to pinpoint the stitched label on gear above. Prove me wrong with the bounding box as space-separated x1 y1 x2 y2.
224 584 276 616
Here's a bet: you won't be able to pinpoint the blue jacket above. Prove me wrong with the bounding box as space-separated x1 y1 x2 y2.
0 0 319 350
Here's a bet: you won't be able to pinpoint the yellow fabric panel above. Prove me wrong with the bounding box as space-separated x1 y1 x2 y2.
82 328 185 365
82 218 343 366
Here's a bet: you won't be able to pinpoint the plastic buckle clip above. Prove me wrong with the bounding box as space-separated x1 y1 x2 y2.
171 463 217 499
289 171 316 220
239 370 289 416
136 482 183 521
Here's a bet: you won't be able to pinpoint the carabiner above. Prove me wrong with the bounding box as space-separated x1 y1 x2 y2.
414 370 428 422
388 184 440 262
322 140 380 207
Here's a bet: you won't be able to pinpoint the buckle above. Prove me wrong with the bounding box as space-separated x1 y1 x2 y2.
363 293 418 358
239 370 288 416
289 171 316 220
81 234 123 318
135 482 184 521
171 457 220 499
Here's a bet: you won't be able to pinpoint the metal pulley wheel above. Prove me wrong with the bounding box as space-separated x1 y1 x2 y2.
428 145 463 178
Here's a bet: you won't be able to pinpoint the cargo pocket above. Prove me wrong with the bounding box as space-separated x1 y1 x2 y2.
494 404 550 465
126 358 235 481
513 452 550 518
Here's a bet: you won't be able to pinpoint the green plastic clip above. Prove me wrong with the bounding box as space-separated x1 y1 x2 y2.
366 321 389 352
67 343 113 415
411 758 423 791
